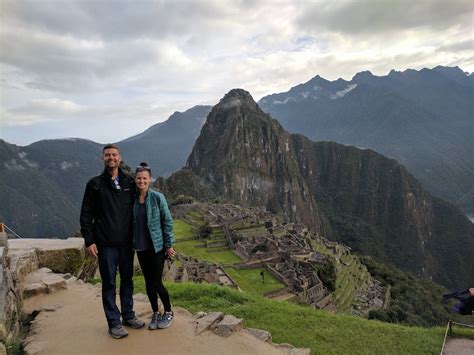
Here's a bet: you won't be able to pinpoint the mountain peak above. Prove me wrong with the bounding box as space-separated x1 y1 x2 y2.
218 88 257 107
352 70 375 83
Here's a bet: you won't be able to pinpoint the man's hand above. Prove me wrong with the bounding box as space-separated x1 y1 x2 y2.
469 288 474 296
87 243 99 257
165 247 176 258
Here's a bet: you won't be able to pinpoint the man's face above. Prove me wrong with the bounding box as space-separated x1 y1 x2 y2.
102 148 121 169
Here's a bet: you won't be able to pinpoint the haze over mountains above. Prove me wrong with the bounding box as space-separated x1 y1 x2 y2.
259 66 474 217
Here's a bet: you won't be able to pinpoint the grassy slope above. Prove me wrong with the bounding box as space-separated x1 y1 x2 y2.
133 278 447 354
224 267 284 295
174 219 241 264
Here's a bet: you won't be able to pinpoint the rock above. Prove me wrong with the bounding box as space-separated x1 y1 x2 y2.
290 348 311 355
36 248 83 275
275 343 294 350
23 340 47 355
192 311 207 320
37 267 52 274
0 342 6 355
76 253 98 281
194 311 224 335
247 328 272 343
23 283 47 298
0 324 6 343
41 304 63 312
65 276 77 285
42 275 67 293
212 314 243 337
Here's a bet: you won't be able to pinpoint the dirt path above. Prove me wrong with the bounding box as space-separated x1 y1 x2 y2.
23 282 295 355
443 338 474 355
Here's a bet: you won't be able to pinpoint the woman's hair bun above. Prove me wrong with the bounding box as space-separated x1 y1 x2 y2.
139 162 149 167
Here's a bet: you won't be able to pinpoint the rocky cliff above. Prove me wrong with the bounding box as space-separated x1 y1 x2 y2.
185 89 474 288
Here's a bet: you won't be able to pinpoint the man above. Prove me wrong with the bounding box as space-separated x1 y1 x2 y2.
80 144 144 338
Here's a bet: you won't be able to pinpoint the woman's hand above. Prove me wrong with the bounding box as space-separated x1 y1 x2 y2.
166 247 176 258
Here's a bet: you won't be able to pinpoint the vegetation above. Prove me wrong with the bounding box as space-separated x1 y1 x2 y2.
359 255 452 327
224 267 284 295
313 257 336 292
133 278 448 354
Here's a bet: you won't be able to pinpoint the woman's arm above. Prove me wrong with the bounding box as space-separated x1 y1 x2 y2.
158 192 175 248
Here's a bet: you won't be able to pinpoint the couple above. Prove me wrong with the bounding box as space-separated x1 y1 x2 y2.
80 144 176 339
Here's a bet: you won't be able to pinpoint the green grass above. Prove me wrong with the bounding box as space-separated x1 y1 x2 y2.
173 219 242 265
175 237 242 264
224 267 285 295
174 219 195 240
132 279 447 354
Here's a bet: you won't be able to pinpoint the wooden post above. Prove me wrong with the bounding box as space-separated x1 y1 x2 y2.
0 223 4 233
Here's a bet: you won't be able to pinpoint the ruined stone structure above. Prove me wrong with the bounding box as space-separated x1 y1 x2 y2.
0 231 21 350
166 255 238 289
267 257 334 311
169 202 385 313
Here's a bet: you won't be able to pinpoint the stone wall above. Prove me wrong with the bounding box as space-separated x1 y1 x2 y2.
0 237 96 350
0 232 21 347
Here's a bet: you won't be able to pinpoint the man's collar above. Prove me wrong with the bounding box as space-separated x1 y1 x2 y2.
102 168 121 180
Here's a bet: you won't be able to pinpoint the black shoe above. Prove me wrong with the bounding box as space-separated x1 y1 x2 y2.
122 316 145 329
109 324 128 339
148 312 161 330
157 311 173 329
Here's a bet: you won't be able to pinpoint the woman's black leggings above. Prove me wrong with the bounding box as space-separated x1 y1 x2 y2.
136 249 172 313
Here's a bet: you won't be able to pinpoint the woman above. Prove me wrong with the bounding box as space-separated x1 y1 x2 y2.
133 162 176 330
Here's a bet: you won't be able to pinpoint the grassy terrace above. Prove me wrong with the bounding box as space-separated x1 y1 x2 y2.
132 279 449 354
224 267 284 296
173 219 242 265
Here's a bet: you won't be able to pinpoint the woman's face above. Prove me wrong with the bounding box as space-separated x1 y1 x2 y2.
135 170 151 191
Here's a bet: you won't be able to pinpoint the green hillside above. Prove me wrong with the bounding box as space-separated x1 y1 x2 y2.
132 279 460 354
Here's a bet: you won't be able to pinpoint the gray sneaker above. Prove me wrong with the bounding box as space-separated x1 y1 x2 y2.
109 324 128 339
122 316 145 329
157 311 173 329
148 312 161 330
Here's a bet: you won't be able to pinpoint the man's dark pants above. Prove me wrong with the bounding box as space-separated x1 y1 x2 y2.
97 246 135 328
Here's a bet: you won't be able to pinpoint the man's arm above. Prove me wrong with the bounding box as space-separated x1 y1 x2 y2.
80 181 96 249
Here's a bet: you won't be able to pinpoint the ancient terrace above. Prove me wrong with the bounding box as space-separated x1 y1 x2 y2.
170 202 385 313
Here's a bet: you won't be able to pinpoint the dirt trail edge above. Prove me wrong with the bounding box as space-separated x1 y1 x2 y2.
23 281 301 355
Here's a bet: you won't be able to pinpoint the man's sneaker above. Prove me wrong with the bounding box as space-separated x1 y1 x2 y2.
148 312 161 330
108 324 128 339
157 311 173 329
122 316 145 329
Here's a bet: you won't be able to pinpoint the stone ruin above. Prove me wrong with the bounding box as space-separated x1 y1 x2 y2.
169 202 385 314
173 203 337 311
165 255 238 289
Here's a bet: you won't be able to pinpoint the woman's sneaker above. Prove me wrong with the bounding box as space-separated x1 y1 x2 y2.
148 312 161 330
157 311 173 329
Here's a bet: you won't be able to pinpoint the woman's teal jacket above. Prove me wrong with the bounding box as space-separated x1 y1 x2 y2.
133 188 175 253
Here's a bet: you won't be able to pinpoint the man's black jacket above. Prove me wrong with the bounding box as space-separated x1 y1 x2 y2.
80 168 135 247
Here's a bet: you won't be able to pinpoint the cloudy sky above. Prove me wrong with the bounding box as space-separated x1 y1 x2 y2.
1 0 473 145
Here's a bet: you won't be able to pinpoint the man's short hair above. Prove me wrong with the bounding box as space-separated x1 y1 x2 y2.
102 143 120 153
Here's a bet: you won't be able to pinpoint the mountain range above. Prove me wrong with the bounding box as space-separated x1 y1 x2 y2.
0 105 211 237
258 66 474 217
180 88 473 288
1 67 472 289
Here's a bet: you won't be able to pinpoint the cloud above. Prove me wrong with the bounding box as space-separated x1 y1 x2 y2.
297 0 473 35
0 0 473 145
